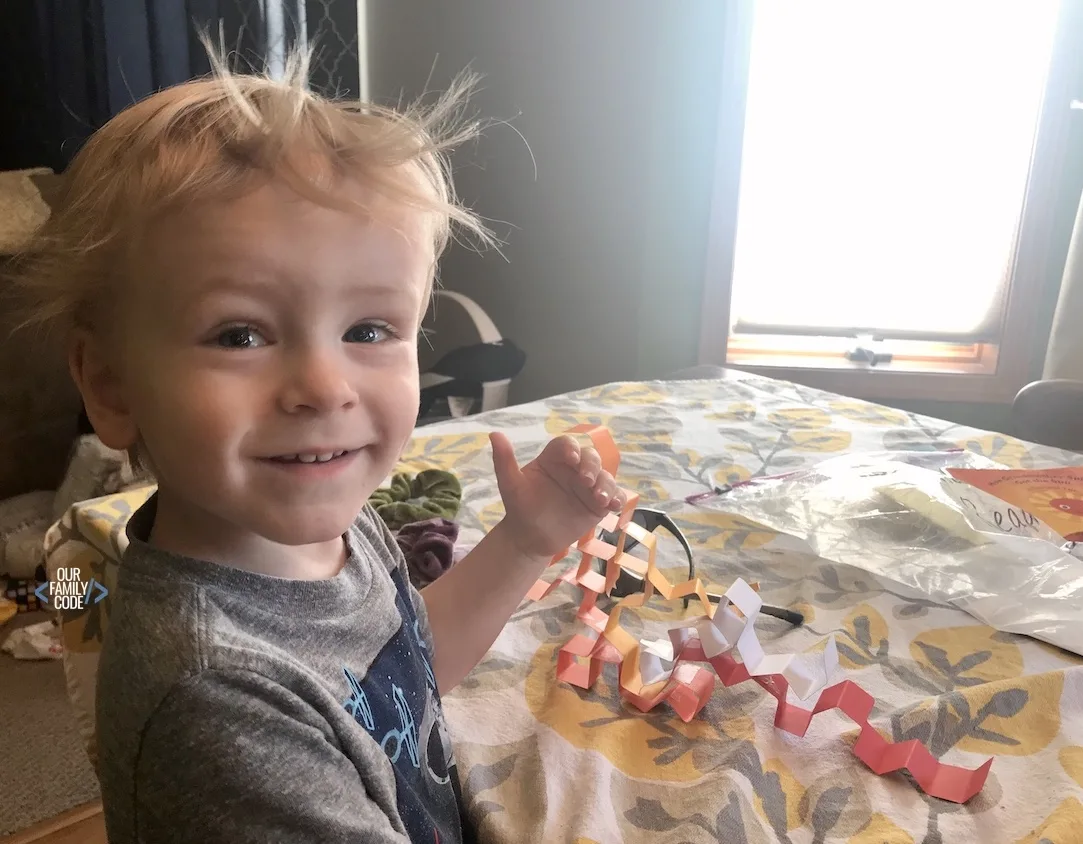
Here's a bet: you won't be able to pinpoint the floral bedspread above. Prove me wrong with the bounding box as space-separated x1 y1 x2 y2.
47 375 1083 842
398 376 1083 844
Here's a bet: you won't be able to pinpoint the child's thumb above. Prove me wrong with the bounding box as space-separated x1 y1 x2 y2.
489 431 521 491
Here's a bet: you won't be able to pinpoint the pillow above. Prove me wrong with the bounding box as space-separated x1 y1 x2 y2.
0 490 54 579
0 168 52 253
0 169 82 501
0 490 54 541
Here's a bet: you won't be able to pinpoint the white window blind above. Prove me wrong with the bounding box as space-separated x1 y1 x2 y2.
729 1 1061 342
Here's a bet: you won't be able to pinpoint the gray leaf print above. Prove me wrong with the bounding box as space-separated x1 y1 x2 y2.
466 755 516 796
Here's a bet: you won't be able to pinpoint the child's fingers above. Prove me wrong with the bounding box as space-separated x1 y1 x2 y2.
563 449 607 514
561 435 582 467
577 446 603 485
489 432 522 496
609 489 626 511
540 434 581 469
592 471 622 511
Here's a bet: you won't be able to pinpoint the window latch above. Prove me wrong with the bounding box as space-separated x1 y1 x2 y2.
845 337 893 367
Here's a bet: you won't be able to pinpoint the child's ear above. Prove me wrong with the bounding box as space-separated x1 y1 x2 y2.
69 330 139 452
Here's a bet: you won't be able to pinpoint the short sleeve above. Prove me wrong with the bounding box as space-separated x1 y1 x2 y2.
131 670 409 844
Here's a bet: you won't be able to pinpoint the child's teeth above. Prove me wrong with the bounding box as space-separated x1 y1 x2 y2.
274 451 352 464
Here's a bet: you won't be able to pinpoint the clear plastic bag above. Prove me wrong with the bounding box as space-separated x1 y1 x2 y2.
695 451 1083 656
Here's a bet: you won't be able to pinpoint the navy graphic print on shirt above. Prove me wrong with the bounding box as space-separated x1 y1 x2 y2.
342 569 464 843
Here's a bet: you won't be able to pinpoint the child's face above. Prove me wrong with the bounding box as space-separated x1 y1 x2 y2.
95 180 432 548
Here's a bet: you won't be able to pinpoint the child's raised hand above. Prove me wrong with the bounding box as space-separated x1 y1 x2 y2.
490 431 625 561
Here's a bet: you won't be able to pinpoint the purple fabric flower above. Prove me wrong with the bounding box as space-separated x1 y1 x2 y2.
395 518 460 587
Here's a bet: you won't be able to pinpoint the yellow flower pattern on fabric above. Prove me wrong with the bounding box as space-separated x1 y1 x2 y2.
73 485 155 558
545 410 611 437
1060 746 1083 790
544 407 678 451
795 769 873 838
910 626 1024 685
473 499 507 532
787 428 852 452
667 452 753 491
616 776 775 843
768 407 832 429
610 411 683 449
956 434 1029 468
837 604 892 670
954 673 1063 756
679 449 753 488
830 401 910 427
585 382 669 406
713 464 752 486
789 599 816 626
849 814 914 844
894 675 1063 758
616 478 670 507
754 758 806 831
1016 798 1083 844
707 402 758 423
673 511 777 553
397 433 491 472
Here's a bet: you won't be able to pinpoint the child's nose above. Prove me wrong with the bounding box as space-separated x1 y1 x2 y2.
279 348 360 414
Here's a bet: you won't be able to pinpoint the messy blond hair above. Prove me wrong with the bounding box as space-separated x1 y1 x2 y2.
9 47 492 336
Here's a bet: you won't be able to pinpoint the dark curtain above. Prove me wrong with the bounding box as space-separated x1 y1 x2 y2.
0 0 361 174
303 0 360 98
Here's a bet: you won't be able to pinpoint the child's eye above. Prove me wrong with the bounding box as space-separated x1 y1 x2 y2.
344 322 393 344
215 326 267 349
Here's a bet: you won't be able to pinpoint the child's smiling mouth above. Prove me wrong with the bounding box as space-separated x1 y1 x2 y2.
259 449 363 476
268 450 355 464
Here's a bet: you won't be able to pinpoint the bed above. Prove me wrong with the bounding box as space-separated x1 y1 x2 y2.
46 373 1083 843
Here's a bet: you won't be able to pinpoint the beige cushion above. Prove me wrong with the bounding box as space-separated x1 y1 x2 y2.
0 169 82 501
0 168 52 254
0 490 54 578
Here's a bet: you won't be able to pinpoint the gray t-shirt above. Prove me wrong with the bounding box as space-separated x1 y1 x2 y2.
95 497 466 843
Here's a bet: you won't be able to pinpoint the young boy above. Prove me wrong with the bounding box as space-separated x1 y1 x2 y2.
14 53 623 843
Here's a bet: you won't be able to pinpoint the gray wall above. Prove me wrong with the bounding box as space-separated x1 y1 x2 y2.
367 0 728 404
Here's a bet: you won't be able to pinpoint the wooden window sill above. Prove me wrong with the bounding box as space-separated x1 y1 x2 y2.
727 335 996 367
724 361 1018 403
721 336 1025 403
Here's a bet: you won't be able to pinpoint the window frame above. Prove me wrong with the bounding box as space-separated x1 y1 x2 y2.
698 0 1083 405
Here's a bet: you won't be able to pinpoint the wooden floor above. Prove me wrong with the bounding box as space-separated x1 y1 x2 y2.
0 803 105 844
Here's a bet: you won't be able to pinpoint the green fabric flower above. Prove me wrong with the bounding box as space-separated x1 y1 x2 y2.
368 469 462 530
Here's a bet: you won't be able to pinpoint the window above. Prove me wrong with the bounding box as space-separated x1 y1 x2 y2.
700 0 1083 403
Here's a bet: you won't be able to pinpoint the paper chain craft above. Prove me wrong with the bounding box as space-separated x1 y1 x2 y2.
526 424 992 804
